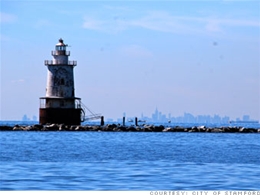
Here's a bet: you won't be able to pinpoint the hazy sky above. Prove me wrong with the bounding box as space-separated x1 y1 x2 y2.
1 0 259 121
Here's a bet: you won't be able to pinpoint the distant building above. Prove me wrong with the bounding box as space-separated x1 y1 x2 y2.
222 116 230 123
106 118 114 122
32 115 37 121
152 108 159 122
184 113 195 123
22 115 30 121
243 115 250 121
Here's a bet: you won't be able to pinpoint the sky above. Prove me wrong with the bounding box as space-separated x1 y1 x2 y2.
0 0 259 121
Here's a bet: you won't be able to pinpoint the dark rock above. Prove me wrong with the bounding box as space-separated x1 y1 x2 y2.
69 125 76 130
32 124 43 130
0 125 13 130
59 124 66 131
198 126 207 132
224 127 239 133
163 127 172 132
85 126 95 131
23 126 34 131
135 127 143 132
153 125 164 132
239 127 257 133
221 127 229 133
143 125 154 132
191 126 199 132
75 126 84 131
13 125 22 131
107 124 118 129
116 126 126 131
174 126 185 132
103 126 114 132
45 124 59 130
92 126 102 131
205 128 211 132
127 126 138 132
210 128 223 133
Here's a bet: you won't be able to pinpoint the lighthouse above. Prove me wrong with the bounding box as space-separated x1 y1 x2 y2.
39 38 82 125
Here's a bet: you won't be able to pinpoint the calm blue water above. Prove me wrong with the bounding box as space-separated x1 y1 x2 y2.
1 128 260 190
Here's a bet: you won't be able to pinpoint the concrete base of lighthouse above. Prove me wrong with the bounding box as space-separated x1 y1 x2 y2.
39 108 82 125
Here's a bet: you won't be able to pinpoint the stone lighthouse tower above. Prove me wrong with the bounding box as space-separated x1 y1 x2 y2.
39 38 82 125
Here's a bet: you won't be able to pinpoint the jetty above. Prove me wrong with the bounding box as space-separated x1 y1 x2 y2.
0 124 259 133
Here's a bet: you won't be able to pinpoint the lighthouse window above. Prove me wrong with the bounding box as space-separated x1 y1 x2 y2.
56 46 66 51
60 78 65 85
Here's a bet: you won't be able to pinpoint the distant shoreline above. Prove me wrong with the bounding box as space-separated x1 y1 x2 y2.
229 120 259 123
0 124 259 133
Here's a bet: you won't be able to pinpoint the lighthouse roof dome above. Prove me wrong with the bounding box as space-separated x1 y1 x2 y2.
56 38 66 46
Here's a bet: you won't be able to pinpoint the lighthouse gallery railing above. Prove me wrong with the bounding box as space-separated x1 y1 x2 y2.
44 60 77 66
51 50 70 56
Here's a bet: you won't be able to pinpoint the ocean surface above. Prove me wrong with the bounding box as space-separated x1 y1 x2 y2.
0 121 260 190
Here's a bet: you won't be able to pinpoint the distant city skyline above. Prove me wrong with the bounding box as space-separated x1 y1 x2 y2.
13 110 258 123
107 108 258 124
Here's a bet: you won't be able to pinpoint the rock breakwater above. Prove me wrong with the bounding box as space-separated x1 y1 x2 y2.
0 124 259 133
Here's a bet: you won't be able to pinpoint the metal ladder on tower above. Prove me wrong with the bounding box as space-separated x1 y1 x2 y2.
80 102 102 122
